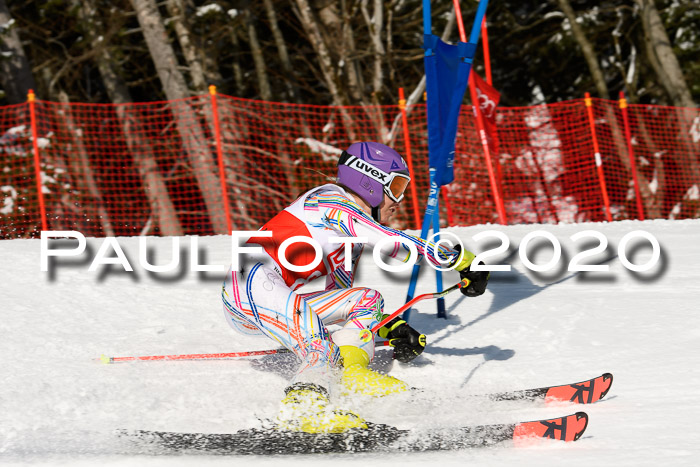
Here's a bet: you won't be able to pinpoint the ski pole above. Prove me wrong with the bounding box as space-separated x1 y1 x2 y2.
370 278 470 333
100 281 468 364
99 348 292 364
99 342 399 364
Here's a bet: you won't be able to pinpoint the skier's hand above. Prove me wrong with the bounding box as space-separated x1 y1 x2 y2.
459 262 489 297
378 317 426 363
451 244 489 297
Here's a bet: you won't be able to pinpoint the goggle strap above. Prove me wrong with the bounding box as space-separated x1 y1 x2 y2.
337 151 352 167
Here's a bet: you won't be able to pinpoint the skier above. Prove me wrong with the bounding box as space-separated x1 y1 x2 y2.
221 141 489 433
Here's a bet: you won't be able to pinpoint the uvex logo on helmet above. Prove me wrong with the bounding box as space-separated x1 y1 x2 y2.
350 160 388 182
336 142 410 215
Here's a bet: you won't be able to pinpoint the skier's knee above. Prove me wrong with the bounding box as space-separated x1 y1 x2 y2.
351 287 384 320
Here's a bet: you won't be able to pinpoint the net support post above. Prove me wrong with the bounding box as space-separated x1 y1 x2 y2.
619 91 645 220
209 85 233 234
28 89 48 232
584 93 613 222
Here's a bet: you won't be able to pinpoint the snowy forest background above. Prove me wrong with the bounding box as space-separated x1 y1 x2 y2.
0 0 697 109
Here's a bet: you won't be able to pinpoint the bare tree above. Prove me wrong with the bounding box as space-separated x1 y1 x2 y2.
166 0 207 94
338 2 368 106
633 0 694 109
129 0 232 234
554 0 609 99
262 0 299 102
610 6 640 101
633 0 699 218
78 0 184 236
551 1 664 218
56 90 118 236
242 6 272 101
227 19 247 96
361 0 385 100
0 0 36 104
293 0 348 107
293 0 356 139
359 0 391 141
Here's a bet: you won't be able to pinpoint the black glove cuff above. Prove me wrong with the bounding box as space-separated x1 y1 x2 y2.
459 261 489 297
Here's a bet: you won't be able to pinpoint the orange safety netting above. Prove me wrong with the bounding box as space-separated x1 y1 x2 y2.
1 93 698 239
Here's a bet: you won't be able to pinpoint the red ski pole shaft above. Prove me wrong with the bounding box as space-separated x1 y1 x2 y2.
370 279 470 333
100 282 468 364
100 344 396 364
100 348 292 364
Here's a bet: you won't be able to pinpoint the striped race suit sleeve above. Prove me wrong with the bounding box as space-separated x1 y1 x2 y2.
308 190 461 271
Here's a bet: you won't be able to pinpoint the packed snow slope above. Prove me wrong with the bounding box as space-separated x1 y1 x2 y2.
1 219 699 467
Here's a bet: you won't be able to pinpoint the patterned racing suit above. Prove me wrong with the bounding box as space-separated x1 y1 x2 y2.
221 184 458 391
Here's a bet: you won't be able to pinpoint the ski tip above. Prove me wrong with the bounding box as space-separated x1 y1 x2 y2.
544 373 615 405
513 411 589 445
599 373 613 401
573 411 588 441
99 354 113 364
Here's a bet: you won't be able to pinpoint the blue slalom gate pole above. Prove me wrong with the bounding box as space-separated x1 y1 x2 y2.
433 190 445 318
403 0 489 323
403 169 439 322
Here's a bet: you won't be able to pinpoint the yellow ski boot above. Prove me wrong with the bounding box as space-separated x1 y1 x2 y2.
340 345 409 397
276 383 367 434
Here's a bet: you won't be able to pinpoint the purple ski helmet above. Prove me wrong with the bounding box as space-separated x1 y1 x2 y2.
336 142 411 209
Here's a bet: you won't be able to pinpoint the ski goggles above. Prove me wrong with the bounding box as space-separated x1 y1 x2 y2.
339 151 411 203
384 171 411 202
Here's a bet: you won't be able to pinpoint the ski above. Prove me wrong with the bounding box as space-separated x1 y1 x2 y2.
484 373 613 405
123 412 588 454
